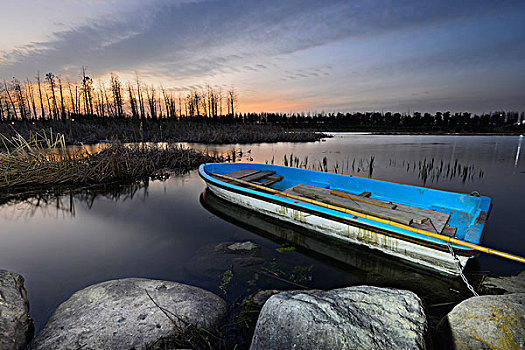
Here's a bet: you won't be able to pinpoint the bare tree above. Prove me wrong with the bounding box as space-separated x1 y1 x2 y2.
186 92 194 117
26 78 37 119
127 83 138 119
75 85 80 115
193 89 200 116
58 77 66 119
35 72 46 120
45 72 58 119
0 92 4 121
95 82 105 118
0 90 4 121
227 87 237 117
200 89 208 117
136 77 145 120
178 94 183 117
4 80 18 119
101 81 114 118
218 87 223 116
12 78 28 120
160 85 169 119
110 73 123 118
2 88 13 120
81 66 94 115
146 86 157 120
169 92 176 119
67 81 78 115
45 91 52 120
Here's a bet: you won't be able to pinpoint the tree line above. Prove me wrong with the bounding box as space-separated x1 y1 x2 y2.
0 67 238 121
1 67 524 132
250 110 525 131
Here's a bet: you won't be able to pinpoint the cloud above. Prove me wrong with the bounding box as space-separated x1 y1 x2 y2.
1 0 524 112
3 0 519 80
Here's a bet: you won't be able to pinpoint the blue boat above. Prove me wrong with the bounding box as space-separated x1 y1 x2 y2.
199 163 492 275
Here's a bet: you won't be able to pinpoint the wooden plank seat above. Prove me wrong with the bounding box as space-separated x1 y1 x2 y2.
397 203 451 234
260 175 284 186
286 184 452 233
219 169 283 186
330 188 451 234
330 189 397 209
289 184 421 225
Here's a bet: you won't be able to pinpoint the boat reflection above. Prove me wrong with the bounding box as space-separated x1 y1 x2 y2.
200 189 472 304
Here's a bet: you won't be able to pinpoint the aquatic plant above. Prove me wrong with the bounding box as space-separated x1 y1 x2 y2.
0 130 216 191
219 269 234 295
276 153 483 185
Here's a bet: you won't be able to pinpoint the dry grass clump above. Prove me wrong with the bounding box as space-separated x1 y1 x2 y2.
0 131 216 190
0 120 327 145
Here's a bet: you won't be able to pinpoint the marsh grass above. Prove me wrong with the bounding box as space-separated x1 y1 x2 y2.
0 119 327 144
0 130 217 191
277 154 483 185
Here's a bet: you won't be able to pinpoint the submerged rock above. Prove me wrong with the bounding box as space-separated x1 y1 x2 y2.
437 293 525 350
186 241 264 278
481 270 525 294
0 270 33 350
248 289 284 308
250 286 428 350
31 278 228 350
226 241 260 254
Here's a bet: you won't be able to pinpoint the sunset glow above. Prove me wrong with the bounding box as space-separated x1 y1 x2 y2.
1 0 524 114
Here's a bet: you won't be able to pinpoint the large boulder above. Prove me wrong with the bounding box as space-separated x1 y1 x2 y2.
481 271 525 294
0 270 33 350
31 278 228 350
437 293 525 349
250 286 428 350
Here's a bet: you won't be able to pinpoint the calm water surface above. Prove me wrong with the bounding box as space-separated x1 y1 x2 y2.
1 134 524 331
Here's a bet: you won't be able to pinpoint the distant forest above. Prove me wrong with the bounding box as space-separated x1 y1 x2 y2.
1 67 524 133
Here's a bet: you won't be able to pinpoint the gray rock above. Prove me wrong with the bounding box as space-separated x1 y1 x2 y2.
481 271 525 294
186 241 264 278
0 270 33 350
437 293 525 350
31 278 228 350
250 286 428 350
226 241 260 254
249 289 284 308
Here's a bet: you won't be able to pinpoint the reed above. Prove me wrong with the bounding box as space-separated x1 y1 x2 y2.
0 119 327 145
0 131 217 191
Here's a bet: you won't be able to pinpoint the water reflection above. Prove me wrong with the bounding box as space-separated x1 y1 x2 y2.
515 135 523 167
1 134 523 333
0 182 149 219
200 189 469 304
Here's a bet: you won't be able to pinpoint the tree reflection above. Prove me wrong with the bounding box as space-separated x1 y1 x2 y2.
0 181 149 219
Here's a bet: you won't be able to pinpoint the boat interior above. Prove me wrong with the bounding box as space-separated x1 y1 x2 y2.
214 168 461 237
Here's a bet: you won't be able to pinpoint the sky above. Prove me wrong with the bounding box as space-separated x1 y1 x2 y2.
1 0 524 114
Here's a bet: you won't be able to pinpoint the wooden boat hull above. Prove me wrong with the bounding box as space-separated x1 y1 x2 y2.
205 181 468 275
200 189 468 295
199 163 491 276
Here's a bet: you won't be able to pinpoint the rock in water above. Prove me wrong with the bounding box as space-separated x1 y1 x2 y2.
226 241 260 254
0 270 33 350
437 293 525 349
31 278 228 350
481 271 525 294
186 241 264 278
250 286 428 350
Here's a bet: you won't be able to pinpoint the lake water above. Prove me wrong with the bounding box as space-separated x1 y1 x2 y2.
1 133 524 331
